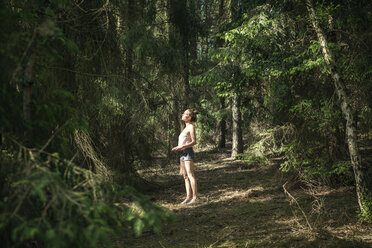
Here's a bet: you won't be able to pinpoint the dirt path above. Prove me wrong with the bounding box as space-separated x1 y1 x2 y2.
120 148 372 248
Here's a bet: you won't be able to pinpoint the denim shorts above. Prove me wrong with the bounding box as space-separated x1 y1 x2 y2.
180 147 194 162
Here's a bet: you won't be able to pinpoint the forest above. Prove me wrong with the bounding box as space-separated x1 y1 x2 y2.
1 0 372 247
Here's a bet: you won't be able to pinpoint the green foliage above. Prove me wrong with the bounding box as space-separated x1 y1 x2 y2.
238 139 272 167
1 0 372 241
329 160 353 184
195 101 218 145
358 194 372 223
193 98 231 145
125 192 174 237
287 40 326 75
0 146 174 248
239 125 294 167
237 153 269 167
280 141 353 185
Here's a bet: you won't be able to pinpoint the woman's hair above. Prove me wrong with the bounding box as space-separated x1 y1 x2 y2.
186 109 198 122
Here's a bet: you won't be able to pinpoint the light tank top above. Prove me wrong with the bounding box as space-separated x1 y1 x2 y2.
178 129 192 147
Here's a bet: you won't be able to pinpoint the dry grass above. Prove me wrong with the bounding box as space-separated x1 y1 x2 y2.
117 148 372 248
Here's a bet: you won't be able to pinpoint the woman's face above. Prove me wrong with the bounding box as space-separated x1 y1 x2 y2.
181 110 191 122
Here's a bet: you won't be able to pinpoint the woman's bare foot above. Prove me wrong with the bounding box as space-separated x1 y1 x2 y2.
187 197 198 204
180 198 191 204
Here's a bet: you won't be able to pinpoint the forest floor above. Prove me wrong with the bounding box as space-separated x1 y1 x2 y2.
117 147 372 248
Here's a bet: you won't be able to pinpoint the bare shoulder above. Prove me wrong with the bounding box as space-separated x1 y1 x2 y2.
187 124 195 131
188 124 196 135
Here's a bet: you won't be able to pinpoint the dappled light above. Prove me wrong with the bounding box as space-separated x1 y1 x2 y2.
122 149 372 247
1 0 372 247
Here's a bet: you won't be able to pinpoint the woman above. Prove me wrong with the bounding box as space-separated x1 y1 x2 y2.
172 109 198 204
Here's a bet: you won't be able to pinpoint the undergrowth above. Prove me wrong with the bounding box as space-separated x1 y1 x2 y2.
0 138 174 248
237 123 372 223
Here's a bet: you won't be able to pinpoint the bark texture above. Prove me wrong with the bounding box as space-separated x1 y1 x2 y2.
231 92 243 158
218 97 226 148
305 0 370 214
23 52 37 140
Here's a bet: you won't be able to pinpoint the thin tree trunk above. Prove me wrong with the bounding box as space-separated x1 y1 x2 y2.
166 94 181 159
108 0 136 174
181 0 191 109
23 52 37 139
218 97 226 148
305 0 370 214
171 95 181 160
219 0 224 18
166 1 183 152
182 47 190 109
125 0 135 82
188 0 197 62
231 92 243 158
217 0 228 149
167 111 172 158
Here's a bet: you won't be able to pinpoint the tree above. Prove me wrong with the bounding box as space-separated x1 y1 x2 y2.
231 91 244 157
305 0 371 217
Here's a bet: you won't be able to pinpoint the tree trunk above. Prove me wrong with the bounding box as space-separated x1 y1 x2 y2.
124 0 135 82
168 95 181 159
216 0 228 149
107 0 136 174
166 1 183 154
23 52 37 140
181 0 191 109
305 0 370 214
218 97 226 148
182 46 190 109
188 0 198 62
231 92 243 158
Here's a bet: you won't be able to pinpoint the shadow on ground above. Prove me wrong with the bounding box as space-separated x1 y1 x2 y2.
117 149 372 248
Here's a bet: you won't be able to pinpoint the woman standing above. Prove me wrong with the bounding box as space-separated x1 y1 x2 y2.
172 109 198 204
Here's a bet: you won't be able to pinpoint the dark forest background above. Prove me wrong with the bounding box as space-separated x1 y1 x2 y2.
1 0 372 247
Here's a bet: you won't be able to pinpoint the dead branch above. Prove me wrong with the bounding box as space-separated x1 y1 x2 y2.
282 181 313 231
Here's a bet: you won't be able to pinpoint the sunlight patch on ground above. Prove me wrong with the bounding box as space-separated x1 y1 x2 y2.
160 186 272 211
274 217 311 234
219 186 265 201
275 217 299 226
249 195 275 203
121 150 372 248
325 224 372 243
196 162 231 171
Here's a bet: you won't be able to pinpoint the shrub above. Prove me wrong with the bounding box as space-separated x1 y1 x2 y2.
0 146 174 248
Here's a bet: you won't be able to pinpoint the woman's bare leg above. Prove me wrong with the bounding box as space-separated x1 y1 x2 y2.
184 160 198 203
180 161 192 204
